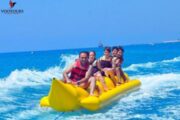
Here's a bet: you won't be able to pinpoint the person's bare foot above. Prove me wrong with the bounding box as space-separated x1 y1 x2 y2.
117 81 123 85
117 82 121 86
124 79 129 83
103 86 108 92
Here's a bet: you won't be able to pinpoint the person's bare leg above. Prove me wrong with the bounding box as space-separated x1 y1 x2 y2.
89 77 96 96
99 76 108 91
105 70 117 86
96 72 108 91
120 68 128 82
116 68 123 85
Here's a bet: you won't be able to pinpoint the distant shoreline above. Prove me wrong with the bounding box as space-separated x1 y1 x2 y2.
0 41 179 54
163 40 180 43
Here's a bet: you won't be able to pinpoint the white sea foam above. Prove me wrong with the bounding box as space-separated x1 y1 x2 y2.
0 105 16 113
124 62 155 71
60 54 78 71
0 67 61 89
159 105 180 119
0 54 78 116
4 72 180 120
50 73 180 120
1 54 180 120
0 55 178 90
0 54 78 90
124 56 180 71
6 105 53 120
129 73 180 99
162 56 180 63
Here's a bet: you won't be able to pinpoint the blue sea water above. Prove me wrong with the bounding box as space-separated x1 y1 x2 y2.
0 42 180 120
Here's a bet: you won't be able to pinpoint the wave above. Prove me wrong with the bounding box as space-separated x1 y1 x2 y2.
0 105 16 113
66 73 180 120
0 54 78 117
59 54 78 70
1 54 180 120
1 55 179 90
162 56 180 63
124 62 155 71
6 105 54 120
51 73 180 120
0 67 61 89
6 72 180 120
0 54 78 90
124 56 180 71
131 73 180 98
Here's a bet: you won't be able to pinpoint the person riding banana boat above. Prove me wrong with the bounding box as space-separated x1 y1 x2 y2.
97 47 118 87
63 46 129 96
112 46 128 84
88 51 108 94
40 46 141 112
63 51 96 96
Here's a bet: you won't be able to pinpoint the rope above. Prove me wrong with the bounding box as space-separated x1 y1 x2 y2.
54 112 65 120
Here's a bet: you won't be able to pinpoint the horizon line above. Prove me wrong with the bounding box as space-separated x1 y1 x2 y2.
0 40 178 54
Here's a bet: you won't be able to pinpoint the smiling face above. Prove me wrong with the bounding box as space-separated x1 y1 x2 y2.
104 49 110 58
117 49 123 57
89 51 95 63
112 49 118 57
79 53 89 66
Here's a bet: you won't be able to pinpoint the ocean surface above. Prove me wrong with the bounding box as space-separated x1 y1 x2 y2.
0 42 180 120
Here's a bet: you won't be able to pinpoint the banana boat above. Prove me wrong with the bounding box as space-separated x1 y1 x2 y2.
40 75 141 111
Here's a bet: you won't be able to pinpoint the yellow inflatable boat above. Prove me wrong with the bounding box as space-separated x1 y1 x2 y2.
40 75 141 112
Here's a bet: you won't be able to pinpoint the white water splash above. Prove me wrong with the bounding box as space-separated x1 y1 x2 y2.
1 55 180 120
162 56 180 63
0 54 78 117
124 56 180 71
61 73 180 120
0 54 78 90
124 62 155 71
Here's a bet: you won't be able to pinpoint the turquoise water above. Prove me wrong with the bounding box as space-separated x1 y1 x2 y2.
0 42 180 120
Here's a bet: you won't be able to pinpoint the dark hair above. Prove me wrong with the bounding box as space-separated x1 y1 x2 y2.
89 51 96 56
112 46 118 51
118 46 124 53
104 47 111 52
79 51 89 57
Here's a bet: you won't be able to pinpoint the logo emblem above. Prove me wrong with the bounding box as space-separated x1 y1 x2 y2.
9 0 16 8
1 0 24 14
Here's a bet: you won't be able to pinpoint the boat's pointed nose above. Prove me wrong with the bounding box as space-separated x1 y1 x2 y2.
48 79 80 111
